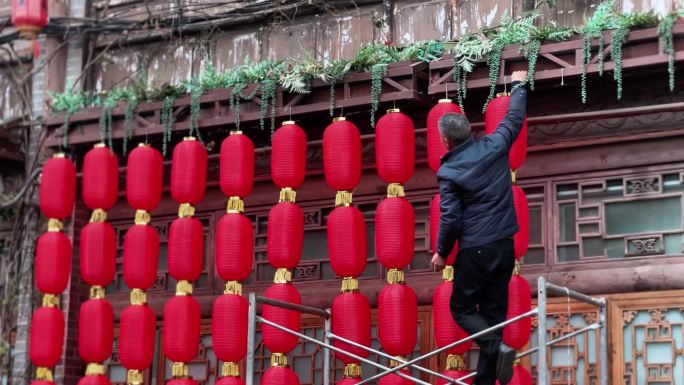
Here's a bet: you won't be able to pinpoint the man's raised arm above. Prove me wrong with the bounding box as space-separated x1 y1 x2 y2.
487 70 529 150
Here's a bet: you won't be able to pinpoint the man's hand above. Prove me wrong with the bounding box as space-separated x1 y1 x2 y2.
511 70 528 83
430 253 446 272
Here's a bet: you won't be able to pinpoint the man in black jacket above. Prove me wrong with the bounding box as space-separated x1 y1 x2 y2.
430 70 528 385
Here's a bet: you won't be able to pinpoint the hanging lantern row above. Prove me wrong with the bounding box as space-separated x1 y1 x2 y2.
31 153 76 385
120 144 163 385
374 109 418 372
323 115 371 382
78 144 119 385
163 137 207 383
213 130 255 385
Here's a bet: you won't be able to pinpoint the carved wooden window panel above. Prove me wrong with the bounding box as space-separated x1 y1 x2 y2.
554 169 684 263
520 184 547 266
107 214 214 295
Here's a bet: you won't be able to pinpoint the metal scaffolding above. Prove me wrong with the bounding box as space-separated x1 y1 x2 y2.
245 277 608 385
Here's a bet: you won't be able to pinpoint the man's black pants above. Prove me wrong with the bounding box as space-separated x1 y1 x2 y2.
450 238 515 385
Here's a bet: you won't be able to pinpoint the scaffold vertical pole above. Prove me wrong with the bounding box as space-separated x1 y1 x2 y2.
324 310 331 385
537 276 548 385
246 292 257 385
599 298 609 385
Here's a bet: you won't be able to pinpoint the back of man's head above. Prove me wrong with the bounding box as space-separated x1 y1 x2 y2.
438 113 471 143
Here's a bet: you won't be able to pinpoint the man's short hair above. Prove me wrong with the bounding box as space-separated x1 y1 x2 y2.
438 113 471 142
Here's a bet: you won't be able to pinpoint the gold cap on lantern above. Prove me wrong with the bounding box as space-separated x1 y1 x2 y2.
387 108 400 113
387 183 405 198
496 92 511 97
222 362 240 377
127 370 143 385
42 294 59 308
172 362 189 378
138 143 150 148
389 356 407 368
36 367 53 381
224 281 243 295
230 130 243 135
279 187 297 203
511 170 517 184
333 117 346 122
134 210 151 225
442 265 454 282
90 285 106 299
271 353 289 367
274 268 292 284
446 354 466 371
227 197 245 213
335 191 353 207
130 289 147 305
513 260 521 275
341 277 359 293
386 269 405 284
94 142 106 148
184 136 196 141
47 218 64 232
282 120 296 126
178 203 195 218
344 363 362 378
86 363 105 376
438 98 452 103
176 280 193 296
53 153 66 159
90 209 108 223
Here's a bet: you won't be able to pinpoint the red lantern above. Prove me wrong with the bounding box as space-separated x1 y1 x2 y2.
215 213 253 282
375 110 415 184
168 217 203 282
430 195 457 265
433 281 473 354
437 370 472 385
336 379 360 385
332 292 371 364
375 197 415 270
78 375 112 385
503 274 532 350
323 118 361 191
484 95 528 170
11 0 48 39
510 365 532 385
167 379 198 385
262 283 301 354
213 294 248 362
427 100 462 173
31 381 55 385
216 377 245 385
261 366 300 385
378 370 413 385
40 155 76 220
35 231 71 294
220 132 254 198
80 221 116 287
267 202 303 269
119 305 156 370
78 299 114 363
512 186 529 260
272 122 307 190
123 224 160 290
83 145 119 211
163 296 201 363
378 284 417 357
327 206 367 278
171 138 207 205
29 306 65 367
126 145 163 212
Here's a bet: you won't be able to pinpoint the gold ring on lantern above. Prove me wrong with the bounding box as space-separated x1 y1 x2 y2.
127 370 143 385
130 289 147 305
89 209 108 223
172 362 189 378
224 281 243 295
184 136 196 142
279 187 297 203
333 117 346 122
42 294 59 308
138 143 150 148
343 363 362 379
221 362 240 377
442 265 454 282
134 210 151 225
90 285 106 299
438 98 452 104
513 260 521 276
387 108 400 113
386 183 405 198
54 153 66 159
94 142 106 148
389 356 406 368
273 268 292 284
36 367 53 381
230 130 243 135
176 280 193 296
178 203 195 218
511 170 517 184
86 363 106 376
445 354 466 371
335 191 353 207
47 218 64 232
227 197 245 214
386 269 405 284
513 359 521 366
282 120 296 126
271 353 289 367
341 277 359 293
497 92 511 97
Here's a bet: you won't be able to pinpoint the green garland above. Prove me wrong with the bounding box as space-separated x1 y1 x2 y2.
161 96 175 156
597 34 605 76
659 14 677 92
370 63 388 128
123 98 138 155
525 39 542 90
611 24 630 99
260 77 278 132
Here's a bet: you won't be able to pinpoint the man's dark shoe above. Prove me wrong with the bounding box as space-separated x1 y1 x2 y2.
496 343 516 385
